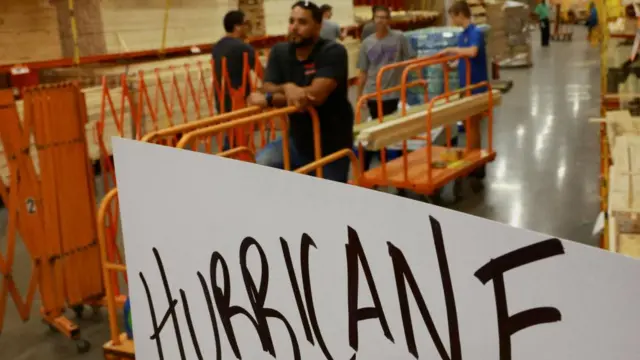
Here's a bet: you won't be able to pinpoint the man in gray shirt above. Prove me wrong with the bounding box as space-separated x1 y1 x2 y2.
319 4 346 41
356 5 415 170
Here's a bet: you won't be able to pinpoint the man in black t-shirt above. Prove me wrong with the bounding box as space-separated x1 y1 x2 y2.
247 1 354 183
212 10 255 113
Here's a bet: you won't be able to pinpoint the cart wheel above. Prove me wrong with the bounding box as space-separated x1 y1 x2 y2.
72 305 85 319
469 177 485 193
453 179 464 201
396 188 408 197
75 339 91 354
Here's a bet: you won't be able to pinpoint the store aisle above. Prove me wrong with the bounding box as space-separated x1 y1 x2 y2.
451 27 602 246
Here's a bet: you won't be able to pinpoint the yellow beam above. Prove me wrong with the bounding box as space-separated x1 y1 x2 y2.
67 0 80 65
160 0 172 54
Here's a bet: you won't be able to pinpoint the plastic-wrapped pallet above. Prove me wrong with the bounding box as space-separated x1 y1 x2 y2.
404 26 490 107
396 26 491 150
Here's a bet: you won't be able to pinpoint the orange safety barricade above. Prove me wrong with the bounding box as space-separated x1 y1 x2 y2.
0 84 104 353
354 54 497 197
96 52 263 199
95 55 264 298
175 107 325 177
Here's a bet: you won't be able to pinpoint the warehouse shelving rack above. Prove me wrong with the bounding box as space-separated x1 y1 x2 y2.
0 17 437 77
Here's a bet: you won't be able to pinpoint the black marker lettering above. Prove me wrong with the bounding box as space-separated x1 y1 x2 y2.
139 271 166 360
139 248 186 359
208 251 260 359
180 289 204 359
387 216 461 360
346 226 394 353
196 271 222 360
281 234 334 360
239 237 301 359
474 238 565 360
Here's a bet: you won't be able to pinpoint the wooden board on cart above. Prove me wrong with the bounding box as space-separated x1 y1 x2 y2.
357 90 502 150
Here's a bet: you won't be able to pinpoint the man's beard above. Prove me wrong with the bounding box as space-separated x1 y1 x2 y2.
288 34 315 48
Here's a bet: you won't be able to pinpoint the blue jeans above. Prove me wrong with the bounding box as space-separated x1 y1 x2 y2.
256 138 350 183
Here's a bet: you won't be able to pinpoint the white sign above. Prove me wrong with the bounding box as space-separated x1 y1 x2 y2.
113 137 640 360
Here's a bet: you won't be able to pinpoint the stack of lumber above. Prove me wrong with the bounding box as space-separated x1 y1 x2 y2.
265 0 354 34
3 51 270 178
598 110 640 257
485 1 509 62
15 55 226 162
240 0 267 36
99 0 231 54
0 1 62 66
404 0 445 14
2 0 234 64
353 6 439 24
490 0 532 68
356 90 502 150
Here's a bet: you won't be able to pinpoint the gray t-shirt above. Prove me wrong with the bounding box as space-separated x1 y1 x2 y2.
357 30 416 100
320 20 341 41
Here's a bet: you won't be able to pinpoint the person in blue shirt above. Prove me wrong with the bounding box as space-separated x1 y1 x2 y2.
439 1 488 94
438 0 489 180
585 2 598 39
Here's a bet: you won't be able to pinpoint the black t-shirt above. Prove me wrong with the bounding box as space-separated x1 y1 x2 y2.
212 37 256 110
264 39 354 158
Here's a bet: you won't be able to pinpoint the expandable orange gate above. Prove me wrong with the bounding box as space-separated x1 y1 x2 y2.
96 54 264 300
0 84 104 353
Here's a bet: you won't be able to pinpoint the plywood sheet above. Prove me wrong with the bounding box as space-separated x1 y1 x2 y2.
0 0 62 65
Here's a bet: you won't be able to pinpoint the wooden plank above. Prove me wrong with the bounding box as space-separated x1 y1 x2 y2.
357 90 502 150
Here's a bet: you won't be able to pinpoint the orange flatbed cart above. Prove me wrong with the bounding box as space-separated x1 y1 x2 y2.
353 54 497 200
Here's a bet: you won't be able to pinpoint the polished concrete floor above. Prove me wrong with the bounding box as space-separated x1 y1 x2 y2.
0 27 602 359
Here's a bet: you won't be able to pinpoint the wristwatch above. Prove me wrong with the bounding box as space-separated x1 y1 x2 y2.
265 92 274 107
